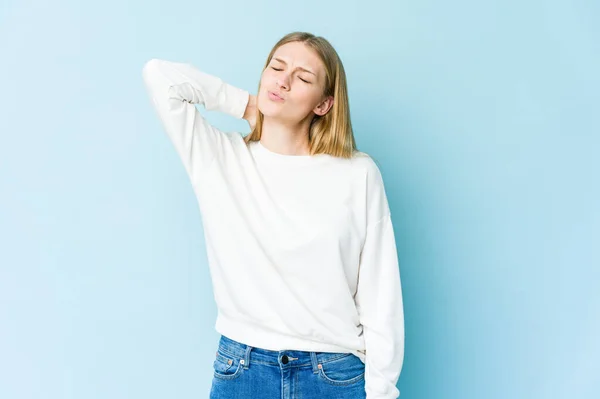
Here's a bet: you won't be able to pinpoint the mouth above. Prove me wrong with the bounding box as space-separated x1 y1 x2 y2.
268 91 285 101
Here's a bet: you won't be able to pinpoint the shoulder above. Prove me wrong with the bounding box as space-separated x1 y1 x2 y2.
350 150 391 226
350 150 386 187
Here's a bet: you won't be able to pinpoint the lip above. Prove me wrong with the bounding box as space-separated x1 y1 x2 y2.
268 91 285 101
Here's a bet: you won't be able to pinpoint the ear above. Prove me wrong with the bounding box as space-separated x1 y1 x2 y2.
313 95 334 116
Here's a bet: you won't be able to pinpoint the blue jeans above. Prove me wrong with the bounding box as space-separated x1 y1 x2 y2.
210 334 367 398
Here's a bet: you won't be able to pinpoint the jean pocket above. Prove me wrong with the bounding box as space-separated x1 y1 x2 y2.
213 351 244 380
317 353 366 386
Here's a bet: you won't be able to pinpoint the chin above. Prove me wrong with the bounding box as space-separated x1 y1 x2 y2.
258 102 282 118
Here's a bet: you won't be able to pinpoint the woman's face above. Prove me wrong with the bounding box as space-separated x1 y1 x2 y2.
258 41 333 123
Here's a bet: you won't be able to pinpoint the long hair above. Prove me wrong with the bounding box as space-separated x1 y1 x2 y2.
243 32 357 159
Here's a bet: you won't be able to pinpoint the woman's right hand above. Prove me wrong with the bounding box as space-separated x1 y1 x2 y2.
243 94 257 131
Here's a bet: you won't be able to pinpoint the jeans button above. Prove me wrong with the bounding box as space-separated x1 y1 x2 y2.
281 355 289 364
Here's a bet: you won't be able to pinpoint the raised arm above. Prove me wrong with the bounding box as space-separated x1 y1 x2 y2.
142 58 250 184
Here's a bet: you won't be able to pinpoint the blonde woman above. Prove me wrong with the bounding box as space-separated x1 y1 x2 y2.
142 31 404 399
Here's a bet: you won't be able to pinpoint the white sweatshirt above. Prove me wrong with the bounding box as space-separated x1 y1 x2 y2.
142 58 405 398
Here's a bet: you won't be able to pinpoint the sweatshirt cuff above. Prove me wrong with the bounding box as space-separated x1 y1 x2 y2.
223 84 250 119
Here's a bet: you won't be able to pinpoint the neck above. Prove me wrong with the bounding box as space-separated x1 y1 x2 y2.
260 115 313 156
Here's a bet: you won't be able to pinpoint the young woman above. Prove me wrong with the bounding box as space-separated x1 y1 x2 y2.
142 31 404 399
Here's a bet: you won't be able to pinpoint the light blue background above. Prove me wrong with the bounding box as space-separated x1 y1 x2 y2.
1 0 598 398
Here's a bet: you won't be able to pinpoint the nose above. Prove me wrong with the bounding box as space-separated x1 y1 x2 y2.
276 80 288 90
276 74 290 90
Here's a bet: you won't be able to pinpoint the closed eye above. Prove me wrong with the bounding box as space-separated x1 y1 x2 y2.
270 67 311 83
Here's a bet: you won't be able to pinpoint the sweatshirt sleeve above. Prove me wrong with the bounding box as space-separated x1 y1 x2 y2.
354 159 405 398
142 58 249 185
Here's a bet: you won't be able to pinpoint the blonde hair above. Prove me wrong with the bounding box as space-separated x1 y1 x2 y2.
243 32 357 159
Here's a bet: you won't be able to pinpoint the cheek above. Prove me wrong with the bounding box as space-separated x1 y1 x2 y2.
295 88 321 110
257 77 270 99
259 74 276 96
261 70 276 86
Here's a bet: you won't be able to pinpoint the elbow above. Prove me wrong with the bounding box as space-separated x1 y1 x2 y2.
142 58 161 82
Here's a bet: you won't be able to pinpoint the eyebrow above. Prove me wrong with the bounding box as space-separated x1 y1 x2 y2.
272 57 316 76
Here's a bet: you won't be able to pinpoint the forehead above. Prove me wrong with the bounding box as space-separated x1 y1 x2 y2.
272 42 323 75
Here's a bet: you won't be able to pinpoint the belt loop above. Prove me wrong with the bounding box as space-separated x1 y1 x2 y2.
243 344 253 369
310 352 320 374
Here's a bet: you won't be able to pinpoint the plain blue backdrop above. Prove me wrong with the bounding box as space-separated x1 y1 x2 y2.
1 0 598 398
